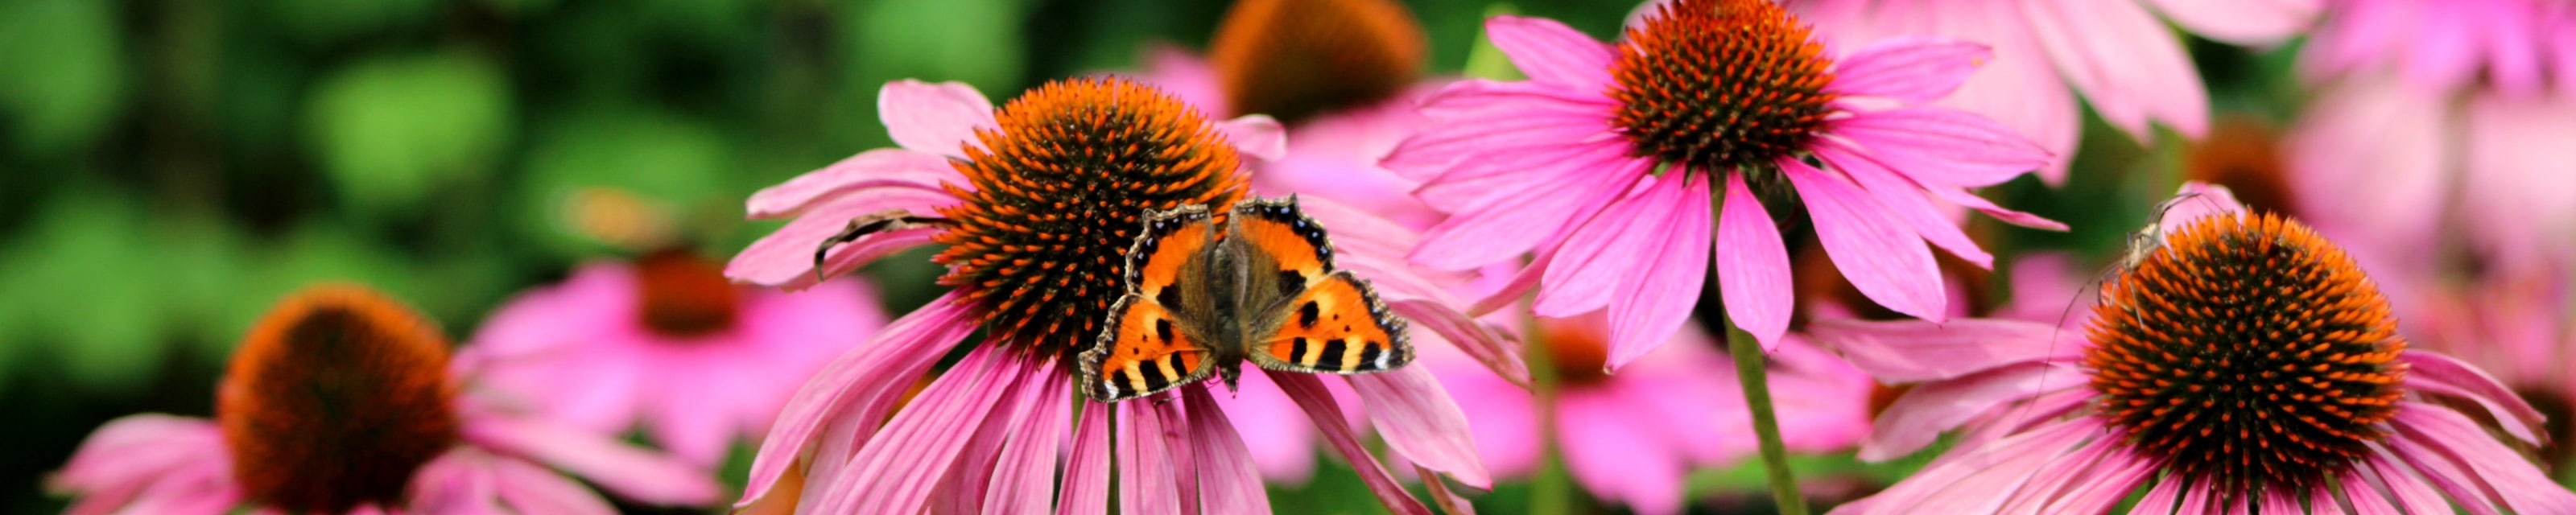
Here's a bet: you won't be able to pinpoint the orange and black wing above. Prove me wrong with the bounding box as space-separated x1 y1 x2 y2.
1080 205 1219 402
1224 197 1412 374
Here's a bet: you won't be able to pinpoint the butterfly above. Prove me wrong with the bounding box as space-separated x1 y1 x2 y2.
1077 196 1414 402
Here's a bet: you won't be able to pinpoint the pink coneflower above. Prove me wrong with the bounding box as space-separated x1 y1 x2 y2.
457 249 888 467
1385 0 2060 367
1810 191 2576 513
50 284 719 514
2303 0 2576 97
2288 76 2576 278
1783 0 2318 180
724 76 1512 513
1130 0 1447 229
1439 312 1871 515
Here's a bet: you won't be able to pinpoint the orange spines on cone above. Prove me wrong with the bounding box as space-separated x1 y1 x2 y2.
1611 0 1838 173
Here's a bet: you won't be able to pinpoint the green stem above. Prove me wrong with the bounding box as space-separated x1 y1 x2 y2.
1726 314 1808 515
1525 315 1575 515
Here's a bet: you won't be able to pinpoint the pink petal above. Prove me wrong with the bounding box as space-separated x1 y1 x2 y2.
1482 15 1616 89
1117 398 1183 515
1993 437 2120 513
1269 371 1435 515
1604 175 1714 369
1816 140 1992 268
728 193 947 290
2143 0 2319 45
1393 299 1530 389
737 291 979 507
1535 177 1668 316
1350 367 1492 488
2401 350 2545 444
49 414 226 494
1785 160 1946 321
407 450 504 515
1558 396 1686 515
459 415 718 506
2284 79 2453 254
1218 115 1287 161
1383 80 1611 178
1831 36 1992 105
2017 0 2209 138
1829 108 2052 188
2134 476 2189 515
2362 453 2454 515
982 358 1073 513
1847 419 2091 514
1130 43 1228 114
2154 182 2248 233
2341 467 2405 515
1183 388 1273 513
807 345 1026 514
1715 173 1794 348
488 455 618 515
744 148 960 219
2389 406 2576 513
1412 150 1643 271
1860 362 2083 461
1056 402 1113 515
1418 464 1480 515
1806 318 2081 383
1921 184 2067 231
879 80 996 158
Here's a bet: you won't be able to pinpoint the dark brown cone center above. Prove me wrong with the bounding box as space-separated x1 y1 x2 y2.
635 248 742 337
221 285 460 513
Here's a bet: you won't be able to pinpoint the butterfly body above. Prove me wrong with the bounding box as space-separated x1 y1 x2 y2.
1079 196 1413 402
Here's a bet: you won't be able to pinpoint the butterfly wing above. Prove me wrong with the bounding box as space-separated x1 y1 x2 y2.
1080 205 1222 402
1223 197 1414 374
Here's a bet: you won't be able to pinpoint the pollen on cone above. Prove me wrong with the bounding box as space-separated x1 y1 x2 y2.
220 283 461 513
1611 0 1837 173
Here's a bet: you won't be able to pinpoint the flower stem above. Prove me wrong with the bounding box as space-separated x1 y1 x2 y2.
1725 314 1808 515
1525 315 1575 515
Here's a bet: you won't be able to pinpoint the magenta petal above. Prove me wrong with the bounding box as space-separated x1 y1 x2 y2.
2362 453 2454 515
1482 15 1616 89
407 450 503 515
2134 476 2187 514
737 292 979 506
1830 108 2053 188
1603 175 1712 370
1830 36 1991 105
2400 350 2545 443
744 149 960 219
1558 396 1686 515
2390 407 2576 513
1816 141 1992 268
488 455 618 515
879 80 997 157
1219 115 1287 161
1806 318 2080 383
457 415 718 506
1269 371 1435 515
1350 367 1492 488
1920 184 2067 231
1716 174 1794 348
1413 153 1641 271
1117 398 1183 515
50 414 225 495
1056 401 1113 515
1847 419 2090 514
2144 0 2318 45
1536 179 1670 317
1392 299 1531 389
982 358 1072 513
1861 362 2082 461
811 346 1030 514
1182 388 1273 513
1785 160 1946 321
2156 182 2249 233
2018 0 2208 138
728 196 946 290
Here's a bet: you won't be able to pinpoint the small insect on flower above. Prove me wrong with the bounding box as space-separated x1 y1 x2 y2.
1079 196 1413 402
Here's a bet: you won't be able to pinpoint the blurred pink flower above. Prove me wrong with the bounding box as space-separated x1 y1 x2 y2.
724 77 1513 513
1812 187 2575 513
2304 0 2576 97
1385 0 2060 369
1438 312 1870 515
51 284 717 515
1784 0 2318 181
2287 77 2576 278
457 249 888 467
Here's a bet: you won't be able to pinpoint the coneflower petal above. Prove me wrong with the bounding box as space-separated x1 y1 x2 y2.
738 292 978 507
1481 15 1615 89
1183 389 1272 513
459 414 718 506
2020 0 2208 138
1351 367 1491 488
1716 173 1794 348
1603 175 1712 371
1828 37 1992 105
982 367 1071 514
1271 371 1433 515
878 80 996 158
1055 402 1112 515
743 148 958 219
809 345 1021 514
1829 107 2054 187
1116 400 1183 515
488 453 620 514
1785 159 1945 322
1826 148 1993 269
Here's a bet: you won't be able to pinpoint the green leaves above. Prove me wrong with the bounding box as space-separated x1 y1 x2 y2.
0 0 127 155
305 52 514 215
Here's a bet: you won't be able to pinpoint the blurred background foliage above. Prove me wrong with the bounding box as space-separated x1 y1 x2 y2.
0 0 2285 513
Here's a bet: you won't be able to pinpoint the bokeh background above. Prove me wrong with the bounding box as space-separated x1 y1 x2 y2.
0 0 2432 513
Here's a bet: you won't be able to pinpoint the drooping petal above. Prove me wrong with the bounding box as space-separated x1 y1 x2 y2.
1056 401 1113 515
1183 388 1272 513
1860 362 2083 461
2388 406 2576 513
1830 37 1992 105
729 203 945 290
1814 139 1992 268
1844 419 2092 515
2361 452 2454 515
1600 175 1713 369
1558 395 1687 515
1117 396 1185 515
2132 476 2188 515
488 455 619 515
1382 80 1612 178
2017 0 2209 138
2143 0 2319 46
738 291 980 506
981 357 1072 514
1806 318 2081 383
407 449 505 515
1218 115 1288 161
458 414 719 506
745 149 961 219
1269 371 1434 515
1920 184 2067 231
810 346 1038 514
1785 159 1946 321
1535 177 1667 316
1412 150 1642 271
880 80 997 158
1391 299 1530 389
1715 173 1793 348
2400 350 2545 444
1350 367 1492 488
1828 108 2052 188
1131 43 1228 114
1482 15 1616 89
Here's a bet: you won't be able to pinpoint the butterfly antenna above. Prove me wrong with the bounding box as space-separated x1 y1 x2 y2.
812 212 945 283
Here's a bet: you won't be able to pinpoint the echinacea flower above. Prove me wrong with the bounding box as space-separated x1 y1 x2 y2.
458 249 888 467
1783 0 2318 180
2302 0 2576 98
1437 311 1871 515
1385 0 2060 368
724 76 1513 513
1810 187 2576 513
1130 0 1447 228
50 283 718 514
